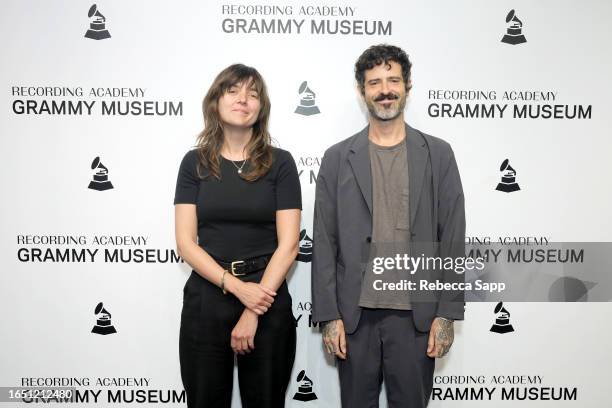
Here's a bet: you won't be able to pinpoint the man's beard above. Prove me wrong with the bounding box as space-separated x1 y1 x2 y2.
366 92 406 121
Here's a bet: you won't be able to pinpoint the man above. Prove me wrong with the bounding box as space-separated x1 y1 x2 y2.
312 44 465 408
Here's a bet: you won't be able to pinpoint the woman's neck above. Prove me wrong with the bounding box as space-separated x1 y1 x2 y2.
222 125 253 160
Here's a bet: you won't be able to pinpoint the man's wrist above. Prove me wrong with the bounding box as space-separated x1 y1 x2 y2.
436 316 454 323
322 318 343 330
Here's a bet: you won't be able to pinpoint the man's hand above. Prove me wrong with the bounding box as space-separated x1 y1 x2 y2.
427 317 454 358
322 319 347 360
231 309 259 355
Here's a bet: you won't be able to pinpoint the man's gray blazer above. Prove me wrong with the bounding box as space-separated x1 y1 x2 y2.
311 123 465 334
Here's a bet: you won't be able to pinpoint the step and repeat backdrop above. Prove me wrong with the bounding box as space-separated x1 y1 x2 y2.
1 0 611 407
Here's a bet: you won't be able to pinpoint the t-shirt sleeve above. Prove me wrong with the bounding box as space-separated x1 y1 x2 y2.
275 150 302 210
173 150 200 205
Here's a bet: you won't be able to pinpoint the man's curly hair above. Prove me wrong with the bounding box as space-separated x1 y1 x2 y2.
355 44 412 94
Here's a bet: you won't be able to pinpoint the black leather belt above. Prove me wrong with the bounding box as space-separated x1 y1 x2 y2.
213 254 272 276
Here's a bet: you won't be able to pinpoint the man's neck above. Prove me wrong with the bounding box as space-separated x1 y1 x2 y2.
368 115 406 146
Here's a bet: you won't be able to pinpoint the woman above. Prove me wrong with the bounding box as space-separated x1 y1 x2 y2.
174 64 301 408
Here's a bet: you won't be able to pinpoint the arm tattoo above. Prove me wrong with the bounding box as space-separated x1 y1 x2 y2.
322 320 338 352
436 318 454 357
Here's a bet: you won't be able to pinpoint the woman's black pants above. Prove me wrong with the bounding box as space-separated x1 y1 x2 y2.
179 269 296 408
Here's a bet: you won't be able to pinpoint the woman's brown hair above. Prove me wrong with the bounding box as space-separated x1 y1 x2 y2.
195 64 273 182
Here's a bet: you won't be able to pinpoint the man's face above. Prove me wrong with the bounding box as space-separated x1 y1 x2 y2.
362 61 407 121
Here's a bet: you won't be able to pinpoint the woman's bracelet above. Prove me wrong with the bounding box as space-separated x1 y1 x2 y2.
220 270 229 295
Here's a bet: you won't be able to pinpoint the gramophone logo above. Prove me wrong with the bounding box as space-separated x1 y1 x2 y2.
296 229 313 263
495 158 520 193
88 156 114 191
84 4 111 40
91 302 117 335
501 9 526 45
490 301 515 334
292 370 318 402
295 81 320 116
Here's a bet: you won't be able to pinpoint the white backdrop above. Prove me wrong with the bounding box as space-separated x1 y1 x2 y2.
2 0 612 406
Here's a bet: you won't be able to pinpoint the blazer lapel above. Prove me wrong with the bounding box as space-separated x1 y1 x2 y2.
348 126 373 215
406 123 428 227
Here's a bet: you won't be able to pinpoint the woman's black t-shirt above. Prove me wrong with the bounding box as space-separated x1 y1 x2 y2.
174 147 302 261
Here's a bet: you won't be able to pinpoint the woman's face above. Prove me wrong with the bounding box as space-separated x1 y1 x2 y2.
218 79 261 129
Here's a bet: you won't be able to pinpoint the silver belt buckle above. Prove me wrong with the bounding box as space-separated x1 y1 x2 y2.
230 260 246 276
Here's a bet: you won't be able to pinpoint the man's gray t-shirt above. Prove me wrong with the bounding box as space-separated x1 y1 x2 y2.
358 137 412 310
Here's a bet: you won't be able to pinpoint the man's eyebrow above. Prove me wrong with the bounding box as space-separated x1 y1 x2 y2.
367 75 402 82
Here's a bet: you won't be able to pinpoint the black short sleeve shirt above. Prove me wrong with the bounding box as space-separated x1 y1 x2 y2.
174 147 302 261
